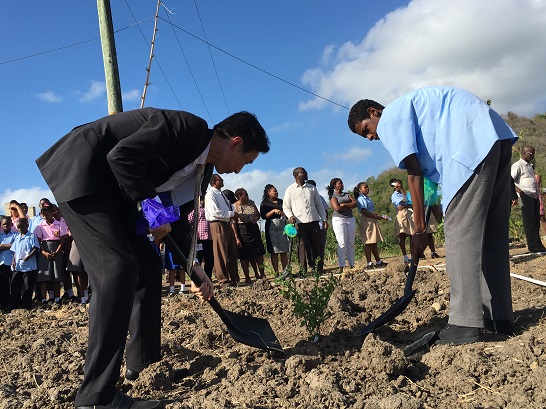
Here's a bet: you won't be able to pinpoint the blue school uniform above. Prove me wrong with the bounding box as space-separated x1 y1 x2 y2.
0 230 17 265
11 232 40 271
377 86 517 208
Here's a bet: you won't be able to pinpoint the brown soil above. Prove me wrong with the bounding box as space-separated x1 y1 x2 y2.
1 244 546 409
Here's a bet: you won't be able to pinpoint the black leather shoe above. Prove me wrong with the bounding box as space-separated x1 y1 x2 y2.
483 318 518 335
76 391 161 408
434 324 480 345
125 369 139 381
172 368 189 383
528 247 546 253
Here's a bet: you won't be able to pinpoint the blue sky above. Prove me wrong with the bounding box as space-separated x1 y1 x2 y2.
2 0 546 213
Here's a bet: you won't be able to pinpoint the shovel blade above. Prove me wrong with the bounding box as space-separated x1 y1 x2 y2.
354 289 416 337
224 309 284 353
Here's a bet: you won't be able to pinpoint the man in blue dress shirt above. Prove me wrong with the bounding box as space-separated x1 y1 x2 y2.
348 86 518 345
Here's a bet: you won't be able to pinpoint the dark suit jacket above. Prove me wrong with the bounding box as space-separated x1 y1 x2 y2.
36 108 213 204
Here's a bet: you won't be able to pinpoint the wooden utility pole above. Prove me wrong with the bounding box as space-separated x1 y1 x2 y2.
97 0 123 114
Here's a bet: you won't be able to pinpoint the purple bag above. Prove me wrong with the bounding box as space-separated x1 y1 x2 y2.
141 196 180 230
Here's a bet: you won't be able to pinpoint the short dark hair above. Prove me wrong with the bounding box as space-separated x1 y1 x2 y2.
210 174 221 185
293 167 305 178
213 112 270 154
234 188 247 199
16 217 28 228
347 99 385 133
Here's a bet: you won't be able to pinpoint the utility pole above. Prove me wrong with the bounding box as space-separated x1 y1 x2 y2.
97 0 123 114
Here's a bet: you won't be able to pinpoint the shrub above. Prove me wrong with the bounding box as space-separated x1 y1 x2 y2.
280 266 340 341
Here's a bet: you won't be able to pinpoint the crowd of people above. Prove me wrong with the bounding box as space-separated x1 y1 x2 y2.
1 170 447 314
3 87 542 408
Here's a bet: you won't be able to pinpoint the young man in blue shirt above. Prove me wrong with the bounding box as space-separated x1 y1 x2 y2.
348 86 518 345
10 217 40 310
0 217 17 311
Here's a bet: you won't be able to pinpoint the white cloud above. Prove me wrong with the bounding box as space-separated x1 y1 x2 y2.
79 80 106 103
299 0 546 116
1 187 54 216
123 88 142 102
328 146 373 163
36 91 62 103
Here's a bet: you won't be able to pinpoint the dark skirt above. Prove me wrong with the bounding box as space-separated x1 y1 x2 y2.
236 222 265 260
66 240 85 273
37 241 65 282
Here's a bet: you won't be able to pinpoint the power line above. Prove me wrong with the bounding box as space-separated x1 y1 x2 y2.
162 5 214 123
1 13 349 111
123 1 185 111
159 16 350 110
192 0 230 117
0 19 152 65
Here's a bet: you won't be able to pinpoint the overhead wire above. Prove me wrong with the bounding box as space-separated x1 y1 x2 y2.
123 0 185 111
158 16 350 110
190 0 260 209
162 4 214 124
0 18 153 65
192 0 230 117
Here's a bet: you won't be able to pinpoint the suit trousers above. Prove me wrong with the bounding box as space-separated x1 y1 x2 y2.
443 139 514 328
197 239 214 278
210 221 239 284
60 192 162 407
520 192 544 251
297 221 322 273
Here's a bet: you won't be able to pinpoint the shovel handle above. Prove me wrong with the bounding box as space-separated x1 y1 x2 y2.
162 234 234 327
404 206 433 296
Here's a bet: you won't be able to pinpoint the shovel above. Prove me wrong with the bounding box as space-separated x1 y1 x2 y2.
162 233 284 353
355 206 432 337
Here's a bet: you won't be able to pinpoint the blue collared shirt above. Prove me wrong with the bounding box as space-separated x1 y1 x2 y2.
391 191 407 210
11 232 40 271
377 86 518 208
0 230 17 265
357 194 375 212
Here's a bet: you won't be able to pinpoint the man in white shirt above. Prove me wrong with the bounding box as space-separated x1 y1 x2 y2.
283 168 328 274
511 145 546 252
205 174 240 286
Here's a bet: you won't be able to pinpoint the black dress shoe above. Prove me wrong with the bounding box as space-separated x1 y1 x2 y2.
76 391 161 408
172 368 189 383
483 318 518 335
125 369 140 381
528 247 546 253
434 324 480 345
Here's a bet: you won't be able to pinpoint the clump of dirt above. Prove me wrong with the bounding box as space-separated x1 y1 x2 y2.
1 245 546 408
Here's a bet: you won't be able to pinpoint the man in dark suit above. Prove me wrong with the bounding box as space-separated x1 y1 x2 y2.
36 108 269 409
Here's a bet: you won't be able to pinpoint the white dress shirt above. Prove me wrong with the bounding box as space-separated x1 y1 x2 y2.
283 182 327 224
511 158 538 198
204 187 234 222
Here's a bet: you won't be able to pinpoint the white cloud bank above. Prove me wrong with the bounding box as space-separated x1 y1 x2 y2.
35 91 62 103
300 0 546 116
1 187 54 215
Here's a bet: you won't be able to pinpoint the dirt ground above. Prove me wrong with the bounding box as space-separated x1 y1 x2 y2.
1 243 546 409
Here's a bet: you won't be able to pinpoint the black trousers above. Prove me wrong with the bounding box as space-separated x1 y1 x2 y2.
0 264 11 309
60 192 162 407
10 270 36 309
297 221 323 273
197 239 214 278
520 192 544 251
